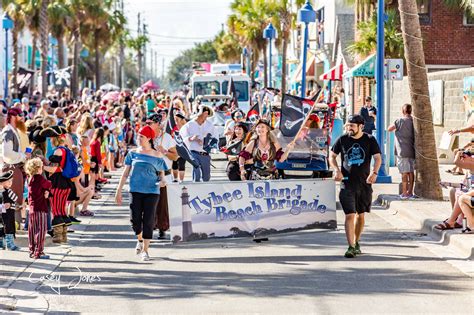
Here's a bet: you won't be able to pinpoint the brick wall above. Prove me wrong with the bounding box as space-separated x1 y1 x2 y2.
388 68 474 163
420 0 474 66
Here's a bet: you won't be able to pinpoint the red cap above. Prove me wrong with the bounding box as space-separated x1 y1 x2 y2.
138 125 156 139
309 114 320 122
7 107 23 117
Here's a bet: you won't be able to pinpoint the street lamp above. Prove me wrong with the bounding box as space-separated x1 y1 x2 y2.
263 23 276 88
375 0 391 183
298 1 316 98
2 13 13 101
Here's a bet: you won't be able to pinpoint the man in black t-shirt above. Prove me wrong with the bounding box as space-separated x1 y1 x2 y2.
330 114 382 258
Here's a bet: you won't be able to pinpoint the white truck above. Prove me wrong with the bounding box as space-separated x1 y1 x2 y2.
189 64 252 113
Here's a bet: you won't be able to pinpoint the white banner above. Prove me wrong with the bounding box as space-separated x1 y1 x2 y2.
168 179 336 243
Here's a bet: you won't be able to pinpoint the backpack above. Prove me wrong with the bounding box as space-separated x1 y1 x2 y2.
56 146 81 178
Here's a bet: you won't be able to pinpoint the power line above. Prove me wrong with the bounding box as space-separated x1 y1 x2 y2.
125 28 211 40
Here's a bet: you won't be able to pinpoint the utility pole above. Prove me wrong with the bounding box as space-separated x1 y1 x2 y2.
137 12 142 83
150 48 154 79
143 22 148 82
119 0 125 88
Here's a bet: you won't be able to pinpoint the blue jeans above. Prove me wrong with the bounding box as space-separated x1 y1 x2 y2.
191 151 211 182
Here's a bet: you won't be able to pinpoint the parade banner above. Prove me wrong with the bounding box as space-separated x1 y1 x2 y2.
168 179 336 243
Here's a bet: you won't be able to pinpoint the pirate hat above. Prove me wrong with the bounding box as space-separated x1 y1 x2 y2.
0 170 14 183
40 125 68 138
29 126 46 144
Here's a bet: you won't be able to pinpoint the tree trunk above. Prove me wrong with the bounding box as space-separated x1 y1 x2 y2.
71 28 80 99
11 28 19 98
94 30 101 89
398 0 442 200
281 34 288 94
263 42 268 88
138 50 142 84
30 36 37 95
40 0 50 97
57 35 65 69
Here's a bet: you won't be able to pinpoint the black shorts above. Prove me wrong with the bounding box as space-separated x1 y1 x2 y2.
339 184 373 215
172 157 186 171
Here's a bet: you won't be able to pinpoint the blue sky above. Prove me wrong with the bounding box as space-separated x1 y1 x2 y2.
124 0 233 74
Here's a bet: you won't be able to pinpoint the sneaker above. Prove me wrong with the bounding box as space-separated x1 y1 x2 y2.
399 194 409 200
141 251 150 261
354 242 362 255
135 241 143 255
35 254 50 259
344 246 357 258
69 216 82 224
408 194 419 200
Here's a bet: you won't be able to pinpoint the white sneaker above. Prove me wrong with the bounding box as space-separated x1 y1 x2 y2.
135 241 143 255
141 251 150 261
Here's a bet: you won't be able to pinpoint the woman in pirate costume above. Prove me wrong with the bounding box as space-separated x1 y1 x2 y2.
222 122 248 181
40 125 75 244
238 119 294 181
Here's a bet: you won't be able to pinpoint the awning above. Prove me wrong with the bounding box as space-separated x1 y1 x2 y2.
345 53 375 78
291 53 316 83
319 63 343 81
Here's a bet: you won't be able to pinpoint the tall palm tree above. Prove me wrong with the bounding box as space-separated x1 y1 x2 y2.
398 0 442 200
127 35 149 83
48 0 70 69
228 0 273 86
269 0 306 93
39 0 50 97
64 0 87 98
213 31 242 63
20 0 41 95
81 0 126 89
2 1 26 98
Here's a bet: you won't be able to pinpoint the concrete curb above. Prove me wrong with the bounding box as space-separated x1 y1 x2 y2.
375 194 474 259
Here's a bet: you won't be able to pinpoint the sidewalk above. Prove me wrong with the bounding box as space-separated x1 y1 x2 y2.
371 165 474 262
0 172 119 312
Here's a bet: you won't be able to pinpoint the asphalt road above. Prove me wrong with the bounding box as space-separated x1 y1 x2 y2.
3 158 474 314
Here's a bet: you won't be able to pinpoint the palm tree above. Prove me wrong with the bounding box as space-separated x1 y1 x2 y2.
48 0 70 69
64 0 87 98
228 0 273 86
81 0 126 89
398 0 442 200
213 31 242 63
20 0 41 95
269 0 306 93
347 9 404 58
127 35 149 84
2 1 26 98
39 0 50 97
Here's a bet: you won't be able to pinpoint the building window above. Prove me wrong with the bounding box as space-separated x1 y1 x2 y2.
417 0 431 25
464 0 474 25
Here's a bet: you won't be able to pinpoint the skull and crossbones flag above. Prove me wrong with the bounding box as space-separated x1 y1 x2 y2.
48 67 71 89
280 94 316 137
246 102 260 124
17 67 34 96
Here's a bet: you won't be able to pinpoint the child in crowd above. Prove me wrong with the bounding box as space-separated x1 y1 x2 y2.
0 170 20 251
25 158 52 259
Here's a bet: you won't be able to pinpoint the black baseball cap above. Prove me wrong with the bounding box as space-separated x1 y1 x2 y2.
147 113 162 124
347 114 365 125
